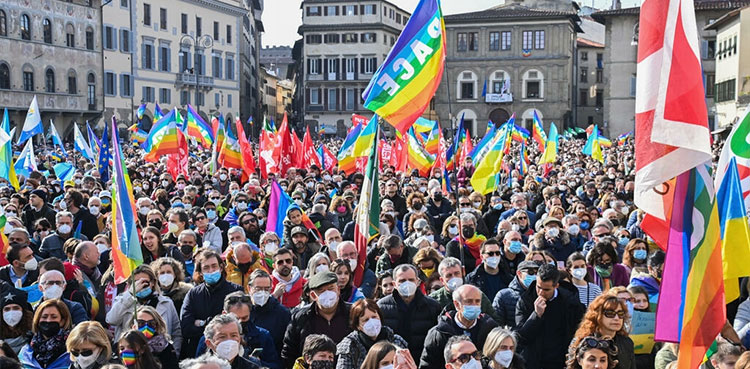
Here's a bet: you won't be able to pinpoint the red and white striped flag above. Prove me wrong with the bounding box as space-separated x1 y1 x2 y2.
634 0 713 246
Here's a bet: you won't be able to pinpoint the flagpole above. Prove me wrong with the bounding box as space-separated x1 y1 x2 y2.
443 65 465 271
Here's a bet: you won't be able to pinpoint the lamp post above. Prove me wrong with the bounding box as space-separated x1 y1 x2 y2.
178 34 213 115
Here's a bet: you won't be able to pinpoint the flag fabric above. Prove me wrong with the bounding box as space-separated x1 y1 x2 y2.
186 104 214 149
617 131 632 145
18 95 43 144
210 114 226 173
236 118 257 182
634 0 713 250
98 123 110 183
716 157 750 303
598 136 612 147
413 117 437 133
406 128 434 176
446 113 465 170
74 124 95 161
424 121 440 155
583 125 604 163
301 126 322 169
459 128 473 165
337 124 363 175
53 162 76 182
131 129 148 145
272 115 296 174
109 117 143 284
166 128 189 181
538 122 558 165
353 127 380 287
470 121 511 194
519 140 529 176
258 123 277 178
470 123 498 166
0 110 18 190
361 0 446 135
48 120 67 158
266 180 292 241
353 115 378 157
14 140 37 178
143 109 180 162
715 110 750 212
319 145 337 173
481 79 487 97
86 121 101 157
654 165 724 369
532 110 547 151
218 124 243 169
136 103 147 120
511 125 530 143
291 128 305 169
0 211 8 266
152 103 163 124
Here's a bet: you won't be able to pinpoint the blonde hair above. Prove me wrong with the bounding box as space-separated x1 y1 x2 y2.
33 299 72 333
66 321 112 359
483 327 517 358
135 305 169 339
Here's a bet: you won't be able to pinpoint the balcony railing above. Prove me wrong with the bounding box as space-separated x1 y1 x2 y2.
485 93 513 103
176 72 215 89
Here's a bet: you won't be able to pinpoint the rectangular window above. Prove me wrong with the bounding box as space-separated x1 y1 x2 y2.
501 31 511 50
579 89 587 106
526 81 540 98
307 6 321 16
227 94 232 108
104 26 114 49
328 89 337 110
324 34 339 44
595 89 603 107
306 34 322 44
580 67 588 83
460 82 474 99
342 33 358 43
143 3 151 26
630 75 636 97
120 29 131 52
180 90 190 105
159 8 167 30
346 89 355 110
144 44 154 69
397 13 402 23
581 51 588 61
214 93 220 107
196 16 202 36
489 32 500 51
181 13 188 34
707 40 715 59
160 45 170 71
144 87 155 103
705 73 715 98
361 33 376 43
310 88 320 104
226 56 234 80
195 91 204 106
226 25 232 44
105 72 115 96
596 69 603 83
179 49 190 73
325 6 338 16
346 58 356 80
213 55 222 78
68 74 76 94
363 5 376 15
159 88 170 104
213 22 219 41
715 79 736 102
23 71 33 91
468 32 479 51
327 58 338 80
121 74 132 97
194 52 204 75
309 58 321 75
86 30 94 50
121 0 128 7
364 57 376 74
457 33 467 52
345 5 356 15
522 31 532 50
534 30 545 49
389 8 394 19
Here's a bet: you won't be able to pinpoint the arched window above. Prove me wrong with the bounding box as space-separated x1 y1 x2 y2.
85 27 94 50
456 108 478 137
43 18 52 44
489 70 511 95
67 69 77 94
87 73 96 108
65 23 75 47
522 109 542 130
456 70 477 100
45 68 55 93
0 10 7 37
522 69 544 99
22 65 33 91
0 63 9 90
20 14 30 40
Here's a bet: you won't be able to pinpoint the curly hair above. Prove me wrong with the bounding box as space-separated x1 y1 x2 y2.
405 192 425 208
586 241 618 267
567 335 619 369
571 294 629 351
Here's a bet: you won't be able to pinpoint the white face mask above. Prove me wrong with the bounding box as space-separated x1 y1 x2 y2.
58 224 72 235
264 242 278 254
571 267 588 280
361 318 382 337
158 273 175 287
74 347 101 369
168 222 179 234
328 241 339 252
43 284 64 300
89 206 100 215
461 358 481 369
485 256 501 269
494 350 514 368
448 226 459 236
315 264 329 273
316 290 338 309
214 339 240 361
424 234 434 243
22 257 38 271
348 258 357 272
567 224 580 236
96 243 108 253
447 277 463 291
397 280 417 297
252 290 270 307
139 206 151 215
546 227 560 238
3 310 22 327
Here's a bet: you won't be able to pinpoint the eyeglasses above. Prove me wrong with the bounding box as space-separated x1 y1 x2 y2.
451 350 482 364
226 294 252 304
459 203 471 207
484 251 502 257
70 349 95 357
136 319 156 327
42 280 65 286
594 233 611 238
517 216 528 220
36 228 48 232
210 197 221 201
602 309 626 319
276 258 293 265
194 216 206 221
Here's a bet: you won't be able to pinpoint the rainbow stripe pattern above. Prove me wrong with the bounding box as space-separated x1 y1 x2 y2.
511 124 530 143
406 127 435 176
617 131 632 146
218 125 243 169
109 117 143 284
152 103 163 124
266 180 291 240
136 103 146 120
352 115 378 157
424 121 440 155
470 120 511 194
361 0 446 135
532 110 547 151
120 350 137 366
445 113 465 170
142 108 179 156
337 124 363 175
139 324 156 339
186 104 214 148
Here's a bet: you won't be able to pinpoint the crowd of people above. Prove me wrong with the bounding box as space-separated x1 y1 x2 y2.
0 130 749 369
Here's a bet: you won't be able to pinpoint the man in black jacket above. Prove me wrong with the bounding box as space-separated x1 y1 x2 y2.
247 269 291 353
383 179 407 221
419 284 498 369
465 238 513 300
515 263 585 369
63 189 99 241
377 264 441 360
22 189 55 236
0 242 38 287
281 271 351 368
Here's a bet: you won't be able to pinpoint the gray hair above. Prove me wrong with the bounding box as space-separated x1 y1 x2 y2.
9 227 30 240
482 327 518 358
444 335 473 364
179 353 232 369
248 269 272 287
452 284 480 303
178 229 198 242
459 212 476 224
593 218 614 232
562 214 579 225
56 211 73 223
259 231 279 244
510 193 526 203
311 203 327 215
40 270 66 284
204 313 242 342
393 263 418 280
227 226 245 238
438 257 462 277
88 196 101 205
306 252 331 277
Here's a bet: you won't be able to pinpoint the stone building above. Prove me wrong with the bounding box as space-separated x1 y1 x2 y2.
261 45 295 80
0 0 103 139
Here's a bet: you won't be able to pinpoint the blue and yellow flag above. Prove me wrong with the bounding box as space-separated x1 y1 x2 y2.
716 157 750 303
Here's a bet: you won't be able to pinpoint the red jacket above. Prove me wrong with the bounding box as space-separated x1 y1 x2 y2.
271 275 307 309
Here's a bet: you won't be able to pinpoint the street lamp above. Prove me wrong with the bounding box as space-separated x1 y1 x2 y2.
179 34 213 115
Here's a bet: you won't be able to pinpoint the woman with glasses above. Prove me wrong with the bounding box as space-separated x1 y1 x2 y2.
192 208 223 253
567 336 619 369
19 299 73 368
129 306 178 369
259 232 281 271
359 341 417 369
586 241 630 292
570 294 635 369
65 321 114 369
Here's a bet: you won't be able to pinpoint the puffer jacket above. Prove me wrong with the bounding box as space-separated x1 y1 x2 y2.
419 310 498 369
492 276 527 328
224 248 268 292
19 344 71 369
377 290 441 360
106 290 182 352
281 300 352 368
335 326 408 369
429 286 500 323
530 231 576 262
199 223 224 253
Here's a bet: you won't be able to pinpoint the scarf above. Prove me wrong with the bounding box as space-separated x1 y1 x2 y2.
273 267 301 292
456 234 487 267
75 261 102 283
148 334 170 354
30 330 69 367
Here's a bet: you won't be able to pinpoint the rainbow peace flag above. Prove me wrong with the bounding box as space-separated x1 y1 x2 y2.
532 110 547 151
511 125 530 143
109 117 143 284
519 140 529 176
337 123 363 175
218 125 243 169
445 114 465 170
424 121 440 155
152 103 163 124
142 109 179 162
361 0 446 135
470 120 511 194
131 129 147 145
406 127 434 176
413 117 437 133
186 104 214 148
352 115 378 157
617 131 632 146
136 103 147 120
598 136 613 147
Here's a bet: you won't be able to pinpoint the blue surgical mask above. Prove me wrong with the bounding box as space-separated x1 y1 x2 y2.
203 271 221 285
206 210 217 220
509 241 522 254
461 305 482 321
580 221 590 230
633 249 648 260
135 287 152 299
618 237 630 247
523 274 535 287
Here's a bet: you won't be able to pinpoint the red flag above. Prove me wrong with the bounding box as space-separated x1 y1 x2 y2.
393 135 407 173
258 129 276 179
236 118 257 183
292 129 304 168
379 139 392 170
273 115 295 176
458 129 473 165
167 129 189 180
352 114 368 127
320 145 337 173
301 126 321 168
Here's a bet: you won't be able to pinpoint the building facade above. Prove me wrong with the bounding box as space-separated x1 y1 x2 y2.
240 0 263 131
260 67 277 122
706 6 750 128
261 45 295 80
0 0 103 138
435 2 582 137
576 38 605 126
592 0 750 137
102 0 252 131
298 0 410 135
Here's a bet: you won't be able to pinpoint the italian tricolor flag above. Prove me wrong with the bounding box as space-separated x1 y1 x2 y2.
353 126 380 287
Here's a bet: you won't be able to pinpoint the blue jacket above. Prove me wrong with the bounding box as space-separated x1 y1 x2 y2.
492 276 526 328
19 344 72 369
38 298 88 325
195 323 279 369
250 296 291 354
359 268 376 299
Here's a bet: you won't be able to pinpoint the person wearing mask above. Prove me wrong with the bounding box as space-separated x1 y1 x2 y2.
483 327 525 369
628 250 663 312
1 288 34 353
335 299 408 369
567 252 603 308
375 234 417 275
445 213 486 274
499 193 536 225
151 257 193 314
425 188 453 231
18 299 73 368
412 247 443 287
483 196 506 233
429 257 497 322
163 209 190 245
322 228 342 261
531 217 576 262
288 226 321 271
225 242 266 292
307 204 334 238
582 220 614 256
564 214 587 252
65 321 117 369
377 264 441 359
130 306 179 369
37 270 88 324
402 193 427 233
621 239 649 274
39 212 78 260
22 189 55 233
466 239 514 301
247 270 291 354
141 227 185 266
442 333 484 369
86 197 106 233
570 294 635 369
291 334 337 369
204 200 230 243
0 243 38 288
500 231 526 275
201 313 261 369
180 250 242 359
193 208 223 253
281 271 352 368
258 232 280 271
106 264 182 351
586 241 630 291
116 330 163 369
62 190 98 241
420 284 499 368
336 241 376 298
270 248 306 309
383 180 408 221
515 264 586 368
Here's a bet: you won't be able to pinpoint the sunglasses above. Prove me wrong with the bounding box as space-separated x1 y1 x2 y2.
194 216 206 221
484 251 502 257
276 258 293 265
452 350 482 364
136 319 156 327
459 203 471 207
226 294 252 304
602 309 626 319
70 349 96 357
579 337 617 353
